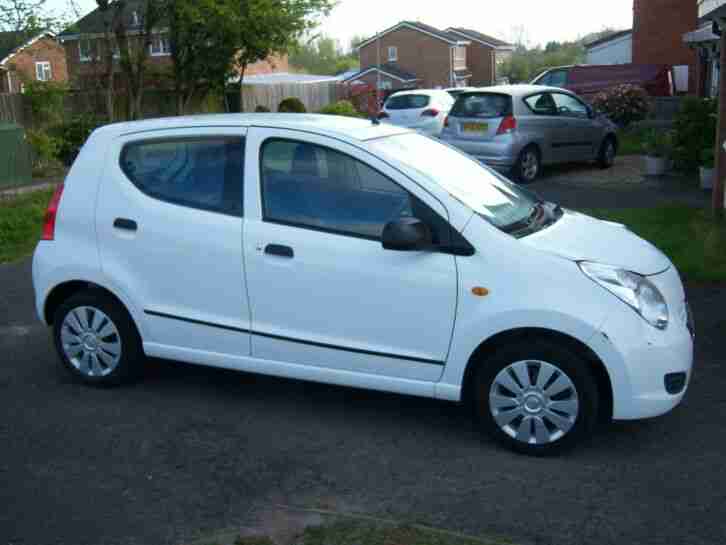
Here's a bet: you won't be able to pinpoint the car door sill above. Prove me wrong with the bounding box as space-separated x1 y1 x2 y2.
143 342 445 399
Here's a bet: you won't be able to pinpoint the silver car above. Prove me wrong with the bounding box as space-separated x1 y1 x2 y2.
440 84 618 183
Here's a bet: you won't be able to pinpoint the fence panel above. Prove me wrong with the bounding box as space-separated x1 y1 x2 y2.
241 81 340 112
0 93 24 125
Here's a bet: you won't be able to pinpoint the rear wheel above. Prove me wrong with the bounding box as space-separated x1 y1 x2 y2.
513 146 541 183
597 136 617 169
53 291 144 386
473 340 600 455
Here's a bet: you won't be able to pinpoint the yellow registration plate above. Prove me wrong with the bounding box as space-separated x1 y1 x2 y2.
462 122 488 133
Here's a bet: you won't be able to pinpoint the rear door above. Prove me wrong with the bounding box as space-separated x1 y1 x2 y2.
550 92 599 160
97 127 251 357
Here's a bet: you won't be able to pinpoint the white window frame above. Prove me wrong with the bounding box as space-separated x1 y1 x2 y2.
79 39 93 62
453 46 466 70
35 61 52 81
388 46 398 62
149 33 171 57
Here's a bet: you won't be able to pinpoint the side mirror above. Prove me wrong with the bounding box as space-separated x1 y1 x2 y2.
382 217 433 251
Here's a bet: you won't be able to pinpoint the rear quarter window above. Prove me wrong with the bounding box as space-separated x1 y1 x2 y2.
450 93 512 118
385 94 431 110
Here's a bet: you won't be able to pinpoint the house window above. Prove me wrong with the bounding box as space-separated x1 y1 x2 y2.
388 46 398 62
150 33 171 56
35 61 52 81
453 46 466 70
79 39 94 62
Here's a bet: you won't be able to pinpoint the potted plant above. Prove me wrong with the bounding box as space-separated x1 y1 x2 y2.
699 147 715 190
642 130 672 176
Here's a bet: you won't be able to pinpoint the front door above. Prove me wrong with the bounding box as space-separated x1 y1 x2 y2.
242 128 458 382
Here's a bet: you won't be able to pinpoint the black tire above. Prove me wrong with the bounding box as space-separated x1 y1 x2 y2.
473 339 600 456
53 290 144 386
512 145 541 184
597 136 617 169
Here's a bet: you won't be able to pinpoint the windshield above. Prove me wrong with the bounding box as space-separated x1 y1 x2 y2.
369 133 539 232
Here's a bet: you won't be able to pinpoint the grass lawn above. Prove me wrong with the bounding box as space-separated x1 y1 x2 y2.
200 520 514 545
0 188 54 264
583 206 726 282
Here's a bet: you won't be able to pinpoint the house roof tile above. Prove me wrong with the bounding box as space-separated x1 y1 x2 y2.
447 27 513 48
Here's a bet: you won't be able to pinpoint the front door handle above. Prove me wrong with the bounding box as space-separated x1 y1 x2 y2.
113 218 137 231
265 244 294 258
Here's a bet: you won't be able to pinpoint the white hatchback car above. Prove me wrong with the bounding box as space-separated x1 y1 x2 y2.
33 114 694 455
379 90 454 136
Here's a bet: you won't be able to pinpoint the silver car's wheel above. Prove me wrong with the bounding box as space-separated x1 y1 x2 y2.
489 360 579 445
516 147 540 183
61 306 122 377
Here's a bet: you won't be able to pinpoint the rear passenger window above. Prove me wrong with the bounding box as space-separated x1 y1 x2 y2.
524 93 558 116
120 137 244 216
260 139 415 240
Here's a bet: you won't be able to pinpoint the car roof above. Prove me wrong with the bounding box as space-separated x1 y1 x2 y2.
388 89 449 97
457 84 574 97
94 113 411 142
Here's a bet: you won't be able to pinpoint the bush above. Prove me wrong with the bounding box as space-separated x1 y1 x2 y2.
701 147 715 168
591 84 650 128
318 100 364 118
672 96 718 171
254 105 271 112
278 97 306 113
23 80 68 127
26 129 61 176
50 114 103 167
642 129 674 158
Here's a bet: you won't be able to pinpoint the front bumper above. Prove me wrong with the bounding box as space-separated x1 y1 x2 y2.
589 266 694 420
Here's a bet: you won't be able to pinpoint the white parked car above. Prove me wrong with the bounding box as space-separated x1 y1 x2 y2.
379 90 454 136
33 114 694 455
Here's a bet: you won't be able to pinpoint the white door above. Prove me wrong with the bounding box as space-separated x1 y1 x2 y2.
242 128 459 382
97 127 251 356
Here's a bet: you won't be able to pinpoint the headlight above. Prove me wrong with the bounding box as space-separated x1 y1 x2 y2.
578 261 669 330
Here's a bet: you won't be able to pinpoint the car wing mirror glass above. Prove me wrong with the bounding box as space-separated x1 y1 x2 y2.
382 218 433 252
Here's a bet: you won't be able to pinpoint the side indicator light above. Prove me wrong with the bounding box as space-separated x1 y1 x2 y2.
471 287 489 297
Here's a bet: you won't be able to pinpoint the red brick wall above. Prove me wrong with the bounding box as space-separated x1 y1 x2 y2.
245 54 289 76
466 42 496 86
359 27 453 88
1 37 67 93
632 0 698 92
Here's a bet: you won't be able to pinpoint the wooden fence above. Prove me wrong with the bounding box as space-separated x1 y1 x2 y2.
241 81 342 113
0 93 25 125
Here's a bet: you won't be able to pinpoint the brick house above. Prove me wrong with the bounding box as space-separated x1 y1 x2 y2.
633 0 699 93
58 0 288 89
344 21 511 92
0 32 68 93
445 28 515 85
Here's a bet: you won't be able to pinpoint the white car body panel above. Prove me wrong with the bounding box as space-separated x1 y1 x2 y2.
382 90 454 137
32 113 693 423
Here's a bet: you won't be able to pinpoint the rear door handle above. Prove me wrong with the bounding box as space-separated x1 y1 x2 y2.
264 244 294 258
113 218 137 232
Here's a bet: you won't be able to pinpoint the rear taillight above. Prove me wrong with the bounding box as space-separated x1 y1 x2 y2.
41 183 64 241
444 115 449 127
421 108 440 117
378 111 389 119
496 115 517 135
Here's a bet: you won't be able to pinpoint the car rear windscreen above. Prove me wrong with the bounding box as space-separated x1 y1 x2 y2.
450 93 512 118
385 94 431 110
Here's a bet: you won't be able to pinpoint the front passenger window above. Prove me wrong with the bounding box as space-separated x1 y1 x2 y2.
261 139 415 240
551 93 589 118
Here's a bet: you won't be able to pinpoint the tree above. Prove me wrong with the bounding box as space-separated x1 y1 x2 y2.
167 0 334 113
289 34 358 75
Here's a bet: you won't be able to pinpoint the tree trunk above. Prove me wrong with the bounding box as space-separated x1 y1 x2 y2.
713 30 726 217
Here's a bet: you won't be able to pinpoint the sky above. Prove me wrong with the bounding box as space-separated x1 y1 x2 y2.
48 0 634 50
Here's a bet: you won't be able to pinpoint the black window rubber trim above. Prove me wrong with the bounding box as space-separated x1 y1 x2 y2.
144 310 445 366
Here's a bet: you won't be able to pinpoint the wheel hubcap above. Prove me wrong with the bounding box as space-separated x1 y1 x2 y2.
61 306 122 377
489 360 579 445
522 152 538 180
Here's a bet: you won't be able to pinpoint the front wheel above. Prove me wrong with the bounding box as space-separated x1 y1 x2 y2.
513 146 541 183
473 340 600 455
597 136 617 169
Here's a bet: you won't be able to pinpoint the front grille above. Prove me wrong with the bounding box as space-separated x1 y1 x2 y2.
665 372 687 395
